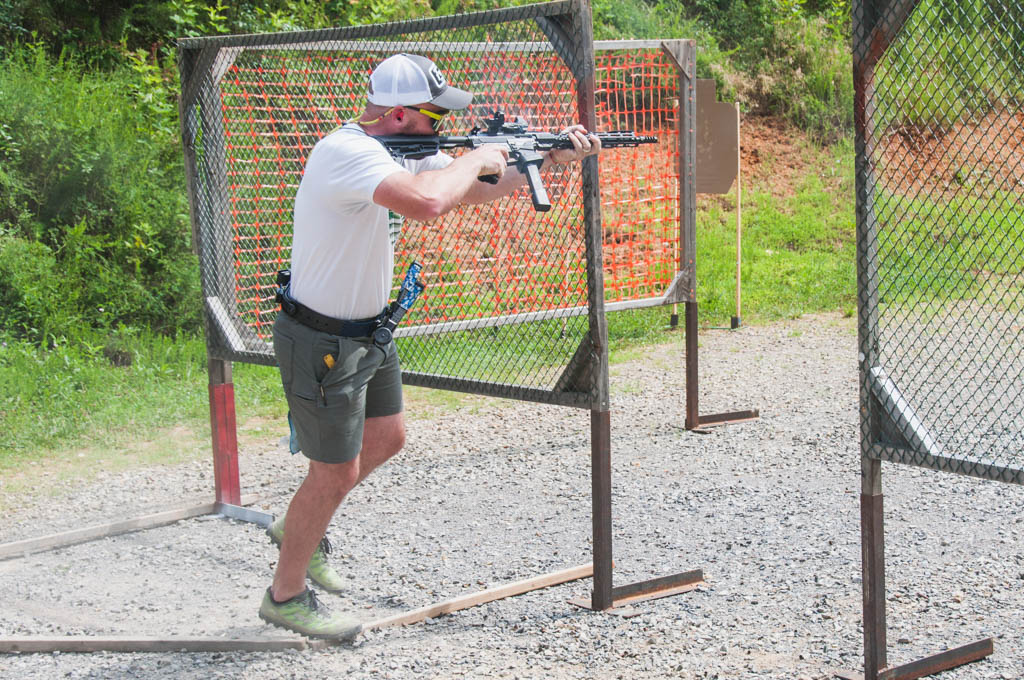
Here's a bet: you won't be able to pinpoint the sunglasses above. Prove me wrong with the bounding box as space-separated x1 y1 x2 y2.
355 106 449 132
415 107 448 132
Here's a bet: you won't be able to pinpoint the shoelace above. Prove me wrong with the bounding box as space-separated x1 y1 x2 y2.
319 536 333 555
305 588 325 612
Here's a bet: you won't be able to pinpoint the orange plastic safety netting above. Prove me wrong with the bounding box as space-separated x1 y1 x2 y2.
216 45 680 339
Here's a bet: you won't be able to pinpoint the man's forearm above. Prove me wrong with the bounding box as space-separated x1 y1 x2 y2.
462 148 578 206
376 153 498 221
460 159 530 205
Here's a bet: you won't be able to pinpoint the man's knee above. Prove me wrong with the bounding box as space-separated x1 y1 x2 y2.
365 413 405 456
307 458 360 498
381 419 406 460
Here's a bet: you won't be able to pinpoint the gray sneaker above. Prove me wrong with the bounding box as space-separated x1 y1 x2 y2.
258 587 361 640
267 515 346 592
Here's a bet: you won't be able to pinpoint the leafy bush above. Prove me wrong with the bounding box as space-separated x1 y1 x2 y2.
690 0 778 62
0 45 200 342
0 236 71 339
756 12 854 142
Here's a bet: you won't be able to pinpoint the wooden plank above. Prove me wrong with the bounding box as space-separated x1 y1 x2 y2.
0 494 261 560
697 410 761 428
0 636 309 654
363 563 593 630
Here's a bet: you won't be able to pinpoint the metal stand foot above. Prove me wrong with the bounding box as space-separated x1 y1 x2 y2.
834 637 993 680
567 568 704 612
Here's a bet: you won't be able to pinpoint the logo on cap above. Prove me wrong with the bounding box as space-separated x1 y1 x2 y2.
367 53 473 110
428 65 446 91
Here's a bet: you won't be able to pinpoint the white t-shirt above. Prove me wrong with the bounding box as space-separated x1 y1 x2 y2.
289 123 451 320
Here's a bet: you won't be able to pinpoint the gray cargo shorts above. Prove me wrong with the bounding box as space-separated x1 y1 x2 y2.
273 312 403 463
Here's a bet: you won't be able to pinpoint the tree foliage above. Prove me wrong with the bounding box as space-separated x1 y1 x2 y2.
0 0 435 65
0 0 855 343
0 46 198 341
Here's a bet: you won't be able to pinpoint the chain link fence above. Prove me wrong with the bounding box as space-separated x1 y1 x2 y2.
179 2 692 408
180 1 602 408
855 0 1024 484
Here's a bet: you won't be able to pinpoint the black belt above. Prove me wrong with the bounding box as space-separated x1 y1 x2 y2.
283 297 387 338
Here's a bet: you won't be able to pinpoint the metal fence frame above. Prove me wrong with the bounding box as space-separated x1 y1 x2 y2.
850 1 1023 677
179 28 741 424
179 36 697 373
179 0 704 613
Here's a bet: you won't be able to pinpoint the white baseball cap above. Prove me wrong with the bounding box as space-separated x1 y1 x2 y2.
368 53 473 110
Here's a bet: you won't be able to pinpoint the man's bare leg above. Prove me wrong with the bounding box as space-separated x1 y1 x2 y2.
271 412 405 601
355 411 405 485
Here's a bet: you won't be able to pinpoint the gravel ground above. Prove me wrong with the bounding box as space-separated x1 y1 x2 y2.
2 312 1023 679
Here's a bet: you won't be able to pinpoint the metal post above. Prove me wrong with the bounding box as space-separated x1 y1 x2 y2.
566 0 614 613
659 41 694 332
590 408 613 611
685 301 699 429
731 101 742 330
208 357 241 505
861 458 886 679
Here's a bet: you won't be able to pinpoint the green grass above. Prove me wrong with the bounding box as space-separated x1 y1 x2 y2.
0 331 206 459
603 138 858 351
0 328 286 503
874 189 1024 308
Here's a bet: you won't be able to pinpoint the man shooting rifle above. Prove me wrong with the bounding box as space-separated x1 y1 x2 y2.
260 52 601 640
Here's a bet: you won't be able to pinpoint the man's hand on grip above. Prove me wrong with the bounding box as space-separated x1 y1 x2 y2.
468 144 510 180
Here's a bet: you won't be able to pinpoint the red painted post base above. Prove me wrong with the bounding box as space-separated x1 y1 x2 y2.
208 382 241 506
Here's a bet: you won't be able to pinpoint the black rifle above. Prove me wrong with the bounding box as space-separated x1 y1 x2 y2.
376 111 658 212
